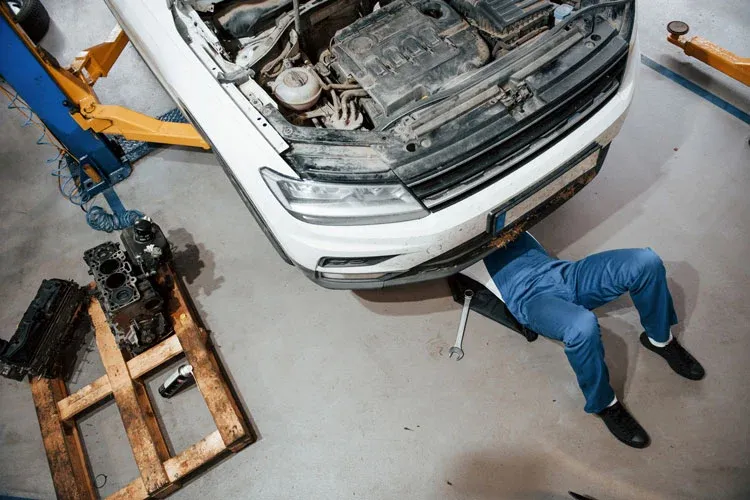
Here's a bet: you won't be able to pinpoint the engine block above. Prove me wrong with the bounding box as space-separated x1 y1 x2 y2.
83 219 172 355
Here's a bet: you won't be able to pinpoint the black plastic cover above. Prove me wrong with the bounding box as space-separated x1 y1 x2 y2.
331 0 490 115
447 0 554 39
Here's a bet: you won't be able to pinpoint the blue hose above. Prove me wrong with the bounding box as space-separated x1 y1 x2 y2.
85 204 144 233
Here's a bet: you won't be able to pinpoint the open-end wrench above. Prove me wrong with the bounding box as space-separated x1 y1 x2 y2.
449 290 474 360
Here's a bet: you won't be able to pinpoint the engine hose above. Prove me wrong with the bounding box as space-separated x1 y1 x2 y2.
330 88 341 115
261 30 300 78
340 89 368 122
299 108 328 120
292 0 302 41
311 69 360 91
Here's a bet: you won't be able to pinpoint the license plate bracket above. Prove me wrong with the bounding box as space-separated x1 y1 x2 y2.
487 148 601 236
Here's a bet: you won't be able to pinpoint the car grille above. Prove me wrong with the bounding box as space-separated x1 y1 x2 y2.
407 53 628 210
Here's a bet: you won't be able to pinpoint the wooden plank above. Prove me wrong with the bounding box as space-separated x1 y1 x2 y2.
164 430 226 482
91 301 172 495
107 477 148 500
173 310 250 450
112 432 226 499
57 374 110 422
169 268 250 450
30 377 95 500
58 335 184 421
128 334 185 378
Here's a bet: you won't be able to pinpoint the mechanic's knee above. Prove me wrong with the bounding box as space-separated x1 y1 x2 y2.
564 310 600 347
631 248 665 281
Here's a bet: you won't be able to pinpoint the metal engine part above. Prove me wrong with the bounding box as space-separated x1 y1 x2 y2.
84 219 172 355
330 0 490 117
0 279 90 381
121 218 172 276
446 0 554 45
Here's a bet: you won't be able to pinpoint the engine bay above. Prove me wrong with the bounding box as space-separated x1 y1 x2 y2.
174 0 587 132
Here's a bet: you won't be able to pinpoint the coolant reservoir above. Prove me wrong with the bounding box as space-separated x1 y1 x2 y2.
270 67 322 111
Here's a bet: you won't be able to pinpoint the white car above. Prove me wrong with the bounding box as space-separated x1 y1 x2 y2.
105 0 637 289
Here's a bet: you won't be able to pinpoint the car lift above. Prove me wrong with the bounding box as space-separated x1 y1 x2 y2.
0 5 208 230
667 21 749 86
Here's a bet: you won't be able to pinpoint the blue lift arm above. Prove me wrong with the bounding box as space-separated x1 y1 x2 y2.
0 7 131 198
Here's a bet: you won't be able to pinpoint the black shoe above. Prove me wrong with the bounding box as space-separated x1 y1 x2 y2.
597 402 650 448
639 332 705 380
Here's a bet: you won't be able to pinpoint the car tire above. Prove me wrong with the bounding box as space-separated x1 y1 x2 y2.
6 0 50 43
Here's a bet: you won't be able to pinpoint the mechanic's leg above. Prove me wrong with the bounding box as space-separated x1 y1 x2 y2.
569 248 677 343
522 294 615 414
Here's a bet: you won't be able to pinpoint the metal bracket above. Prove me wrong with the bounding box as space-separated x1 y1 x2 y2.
38 25 210 149
72 103 210 149
70 26 129 86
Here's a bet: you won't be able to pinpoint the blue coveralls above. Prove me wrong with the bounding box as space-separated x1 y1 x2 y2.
485 233 678 413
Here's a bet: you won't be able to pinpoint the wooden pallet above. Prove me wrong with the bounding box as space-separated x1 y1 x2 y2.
29 267 253 499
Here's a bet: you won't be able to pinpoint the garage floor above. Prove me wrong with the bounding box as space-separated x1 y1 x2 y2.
1 1 749 499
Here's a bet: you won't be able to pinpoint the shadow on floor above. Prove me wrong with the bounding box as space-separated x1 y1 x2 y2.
167 227 225 326
664 260 700 337
592 260 699 335
446 449 574 500
353 279 453 316
659 54 750 111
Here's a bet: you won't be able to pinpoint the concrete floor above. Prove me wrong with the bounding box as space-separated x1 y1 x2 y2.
1 1 749 499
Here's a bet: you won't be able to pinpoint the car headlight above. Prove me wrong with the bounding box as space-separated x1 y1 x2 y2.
261 168 428 225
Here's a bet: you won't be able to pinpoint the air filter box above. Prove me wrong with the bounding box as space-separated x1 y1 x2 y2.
448 0 555 44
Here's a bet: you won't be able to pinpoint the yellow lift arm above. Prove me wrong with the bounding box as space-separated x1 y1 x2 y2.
31 21 210 150
667 21 750 87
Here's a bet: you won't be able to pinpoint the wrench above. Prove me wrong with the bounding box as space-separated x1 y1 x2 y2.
449 290 474 360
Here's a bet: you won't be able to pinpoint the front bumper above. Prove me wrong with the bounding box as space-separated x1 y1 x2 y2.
105 0 638 290
304 143 610 289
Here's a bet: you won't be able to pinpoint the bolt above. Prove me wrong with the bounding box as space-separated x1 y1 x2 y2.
282 127 294 136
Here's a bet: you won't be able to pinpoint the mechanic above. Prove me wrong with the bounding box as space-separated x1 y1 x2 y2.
462 232 704 448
